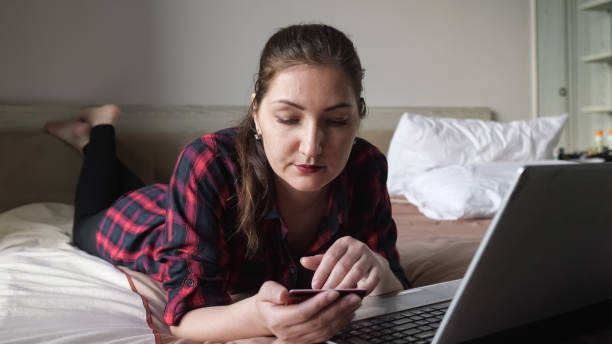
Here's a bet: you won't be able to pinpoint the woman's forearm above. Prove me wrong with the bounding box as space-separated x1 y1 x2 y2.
170 295 271 342
168 259 401 342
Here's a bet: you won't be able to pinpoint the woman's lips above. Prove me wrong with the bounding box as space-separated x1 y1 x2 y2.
295 164 322 173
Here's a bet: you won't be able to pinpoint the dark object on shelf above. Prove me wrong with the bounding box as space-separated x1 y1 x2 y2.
557 148 586 160
557 147 612 162
586 149 612 162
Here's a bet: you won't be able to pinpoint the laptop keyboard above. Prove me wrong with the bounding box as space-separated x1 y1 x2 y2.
330 301 451 344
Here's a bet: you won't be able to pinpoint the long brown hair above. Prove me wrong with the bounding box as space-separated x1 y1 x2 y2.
235 24 367 256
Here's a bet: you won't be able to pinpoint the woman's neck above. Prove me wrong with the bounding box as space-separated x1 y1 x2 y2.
275 179 328 214
274 179 329 255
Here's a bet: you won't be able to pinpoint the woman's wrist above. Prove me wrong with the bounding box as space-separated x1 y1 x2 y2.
249 293 273 336
169 295 273 342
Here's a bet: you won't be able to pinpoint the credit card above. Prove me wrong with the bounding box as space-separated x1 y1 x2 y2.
286 288 367 305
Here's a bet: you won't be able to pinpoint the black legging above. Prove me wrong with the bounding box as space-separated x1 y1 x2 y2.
72 125 144 256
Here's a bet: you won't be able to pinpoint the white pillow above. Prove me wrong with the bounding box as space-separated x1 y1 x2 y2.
403 160 574 220
387 113 568 196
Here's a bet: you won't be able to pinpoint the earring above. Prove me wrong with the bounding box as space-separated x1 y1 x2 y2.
254 133 261 140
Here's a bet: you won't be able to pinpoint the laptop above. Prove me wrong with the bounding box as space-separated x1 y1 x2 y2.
329 163 612 343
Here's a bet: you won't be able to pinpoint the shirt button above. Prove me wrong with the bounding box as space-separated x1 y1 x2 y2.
186 279 195 287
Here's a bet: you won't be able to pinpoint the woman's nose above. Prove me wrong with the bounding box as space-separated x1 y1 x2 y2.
299 125 323 158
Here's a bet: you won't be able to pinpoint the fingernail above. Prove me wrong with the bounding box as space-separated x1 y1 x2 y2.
327 290 339 301
345 295 360 306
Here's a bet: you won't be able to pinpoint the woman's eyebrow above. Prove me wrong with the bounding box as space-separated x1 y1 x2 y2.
273 99 353 112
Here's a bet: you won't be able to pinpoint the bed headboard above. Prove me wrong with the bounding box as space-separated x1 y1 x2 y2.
0 104 492 212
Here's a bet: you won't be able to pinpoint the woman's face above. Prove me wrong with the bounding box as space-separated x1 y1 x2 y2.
253 64 361 195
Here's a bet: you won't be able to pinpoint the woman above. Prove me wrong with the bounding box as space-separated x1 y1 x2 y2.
45 24 410 343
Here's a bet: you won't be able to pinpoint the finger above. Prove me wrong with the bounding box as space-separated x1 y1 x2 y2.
311 242 349 289
336 255 373 289
292 290 340 322
300 254 323 271
357 265 381 294
273 291 340 343
321 247 361 289
228 338 275 344
287 303 358 343
258 281 289 305
272 340 288 344
288 294 362 343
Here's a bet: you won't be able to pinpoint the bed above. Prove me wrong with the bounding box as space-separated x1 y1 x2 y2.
1 104 545 343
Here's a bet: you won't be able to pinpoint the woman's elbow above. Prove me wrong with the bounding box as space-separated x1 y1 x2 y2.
169 325 181 338
169 324 193 340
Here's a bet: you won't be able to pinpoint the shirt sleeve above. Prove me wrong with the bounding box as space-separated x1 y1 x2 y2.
363 146 412 289
160 137 235 326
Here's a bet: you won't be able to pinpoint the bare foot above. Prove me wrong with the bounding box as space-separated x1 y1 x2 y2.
44 120 92 151
79 104 121 128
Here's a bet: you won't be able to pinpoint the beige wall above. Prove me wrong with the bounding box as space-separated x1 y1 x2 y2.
0 0 532 122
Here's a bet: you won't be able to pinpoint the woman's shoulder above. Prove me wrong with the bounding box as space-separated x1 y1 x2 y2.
179 128 237 160
184 128 237 153
176 128 239 175
347 137 387 171
338 138 390 214
341 137 390 192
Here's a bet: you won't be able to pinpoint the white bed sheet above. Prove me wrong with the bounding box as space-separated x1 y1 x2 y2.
0 203 161 344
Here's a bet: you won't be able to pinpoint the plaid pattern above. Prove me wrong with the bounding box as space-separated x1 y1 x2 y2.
96 128 410 326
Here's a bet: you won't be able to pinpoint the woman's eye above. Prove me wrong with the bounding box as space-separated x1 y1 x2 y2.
327 119 348 126
276 118 299 125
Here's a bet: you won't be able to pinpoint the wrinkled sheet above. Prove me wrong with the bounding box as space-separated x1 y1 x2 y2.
0 201 490 343
392 198 491 287
0 203 179 344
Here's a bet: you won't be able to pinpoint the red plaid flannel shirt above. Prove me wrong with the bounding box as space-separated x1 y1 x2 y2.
96 128 410 326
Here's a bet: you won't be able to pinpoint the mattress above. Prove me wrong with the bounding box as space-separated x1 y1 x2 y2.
0 199 490 343
392 198 491 287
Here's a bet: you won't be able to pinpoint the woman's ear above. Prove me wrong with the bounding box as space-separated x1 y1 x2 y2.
251 93 261 134
251 93 258 114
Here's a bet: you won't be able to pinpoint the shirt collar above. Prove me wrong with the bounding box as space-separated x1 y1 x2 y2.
325 168 349 226
263 205 280 220
261 168 350 244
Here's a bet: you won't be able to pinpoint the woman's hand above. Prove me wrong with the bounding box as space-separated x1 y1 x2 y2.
301 236 402 295
254 281 361 344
